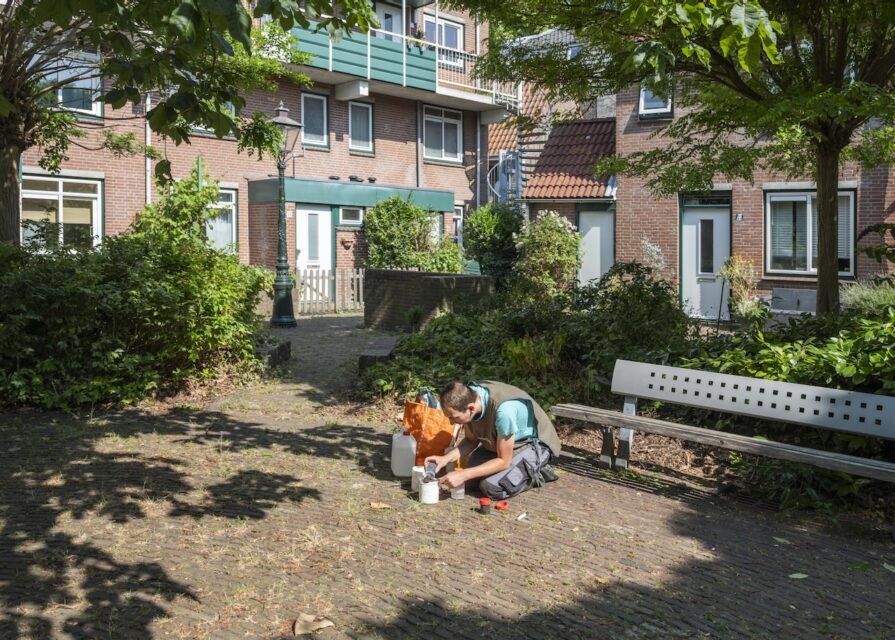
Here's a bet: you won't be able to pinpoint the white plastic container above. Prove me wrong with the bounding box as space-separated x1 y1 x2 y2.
450 484 465 500
391 430 417 478
419 478 439 504
411 466 425 492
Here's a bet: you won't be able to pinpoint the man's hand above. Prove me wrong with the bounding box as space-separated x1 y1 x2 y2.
424 454 447 473
440 469 466 489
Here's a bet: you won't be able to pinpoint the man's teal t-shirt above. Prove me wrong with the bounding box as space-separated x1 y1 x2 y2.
470 384 537 443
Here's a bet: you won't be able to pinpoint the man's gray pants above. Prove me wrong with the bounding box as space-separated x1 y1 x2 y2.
465 442 552 500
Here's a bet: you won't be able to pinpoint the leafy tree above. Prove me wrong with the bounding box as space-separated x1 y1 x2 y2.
0 0 376 244
364 196 464 273
511 210 581 301
451 0 895 313
463 202 522 288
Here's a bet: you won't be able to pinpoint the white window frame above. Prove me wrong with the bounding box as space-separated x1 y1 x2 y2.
193 101 236 134
424 15 464 67
56 51 103 117
453 204 464 245
638 85 672 118
348 101 374 152
206 188 238 251
339 206 364 225
20 175 102 247
764 190 855 277
301 93 329 147
423 106 463 163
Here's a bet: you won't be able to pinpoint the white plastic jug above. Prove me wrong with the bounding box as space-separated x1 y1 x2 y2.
391 430 417 477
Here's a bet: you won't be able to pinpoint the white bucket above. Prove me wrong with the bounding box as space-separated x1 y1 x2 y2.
419 479 439 504
411 466 425 492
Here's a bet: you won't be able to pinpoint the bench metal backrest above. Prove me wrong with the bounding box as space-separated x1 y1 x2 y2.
611 360 895 441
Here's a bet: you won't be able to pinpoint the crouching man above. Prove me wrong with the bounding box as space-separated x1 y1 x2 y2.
425 381 561 500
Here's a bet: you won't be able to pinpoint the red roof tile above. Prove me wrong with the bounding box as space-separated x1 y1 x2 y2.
522 119 615 200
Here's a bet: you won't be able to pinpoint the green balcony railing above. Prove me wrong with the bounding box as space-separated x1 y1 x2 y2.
293 24 520 109
294 25 437 92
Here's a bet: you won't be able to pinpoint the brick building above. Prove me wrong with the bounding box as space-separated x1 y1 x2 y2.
20 2 515 284
494 30 895 320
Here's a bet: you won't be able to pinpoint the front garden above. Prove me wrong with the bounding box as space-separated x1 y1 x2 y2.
363 204 895 511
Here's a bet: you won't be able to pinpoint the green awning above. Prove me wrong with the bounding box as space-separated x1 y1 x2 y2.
249 177 455 212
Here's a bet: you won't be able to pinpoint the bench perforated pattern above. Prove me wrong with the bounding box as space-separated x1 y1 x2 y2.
611 360 895 441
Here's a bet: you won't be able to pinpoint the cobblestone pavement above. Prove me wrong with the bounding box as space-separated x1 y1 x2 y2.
1 313 894 639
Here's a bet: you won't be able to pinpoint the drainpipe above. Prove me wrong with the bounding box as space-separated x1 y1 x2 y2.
476 111 481 208
416 101 421 188
144 93 151 204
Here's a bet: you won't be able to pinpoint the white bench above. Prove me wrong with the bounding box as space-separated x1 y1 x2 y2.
552 359 895 487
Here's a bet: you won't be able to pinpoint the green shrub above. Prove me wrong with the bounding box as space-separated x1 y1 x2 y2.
841 278 895 317
463 203 522 288
565 262 696 392
510 211 581 302
0 169 272 411
364 196 463 272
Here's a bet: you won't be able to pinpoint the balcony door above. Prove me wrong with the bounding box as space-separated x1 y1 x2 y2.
375 3 403 41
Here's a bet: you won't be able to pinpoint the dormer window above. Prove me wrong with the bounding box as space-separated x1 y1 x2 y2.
638 86 672 119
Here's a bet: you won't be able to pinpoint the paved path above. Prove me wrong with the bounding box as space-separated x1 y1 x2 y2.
1 314 893 639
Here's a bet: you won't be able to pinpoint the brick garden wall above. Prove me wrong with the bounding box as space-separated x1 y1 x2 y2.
364 268 494 331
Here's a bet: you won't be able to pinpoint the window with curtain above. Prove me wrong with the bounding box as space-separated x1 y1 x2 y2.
301 94 328 147
349 102 373 152
206 189 237 251
766 192 854 275
21 176 101 248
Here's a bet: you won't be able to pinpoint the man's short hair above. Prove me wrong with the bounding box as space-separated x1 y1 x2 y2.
440 381 476 411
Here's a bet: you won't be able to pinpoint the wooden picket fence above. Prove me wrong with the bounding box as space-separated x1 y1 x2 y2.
296 268 364 315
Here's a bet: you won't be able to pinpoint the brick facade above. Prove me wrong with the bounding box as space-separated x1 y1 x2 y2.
22 18 494 274
614 85 895 292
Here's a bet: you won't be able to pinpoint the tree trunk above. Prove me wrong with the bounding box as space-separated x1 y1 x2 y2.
815 143 841 314
0 147 21 245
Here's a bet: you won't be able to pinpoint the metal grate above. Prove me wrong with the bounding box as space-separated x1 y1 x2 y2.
611 360 895 441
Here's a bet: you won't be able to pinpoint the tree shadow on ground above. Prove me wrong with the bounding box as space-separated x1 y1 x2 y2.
0 407 390 638
340 451 895 640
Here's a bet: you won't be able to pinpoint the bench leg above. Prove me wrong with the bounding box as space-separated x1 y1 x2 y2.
614 396 638 471
615 428 633 470
598 426 614 468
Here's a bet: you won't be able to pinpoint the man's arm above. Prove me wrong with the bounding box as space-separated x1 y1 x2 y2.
424 425 478 472
440 434 513 489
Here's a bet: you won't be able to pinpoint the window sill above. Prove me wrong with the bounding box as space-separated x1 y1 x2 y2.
349 149 375 157
303 143 330 152
638 112 673 121
423 157 464 167
190 129 238 141
762 273 856 282
71 111 104 123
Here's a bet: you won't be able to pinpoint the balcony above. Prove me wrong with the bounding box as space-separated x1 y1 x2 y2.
293 24 519 112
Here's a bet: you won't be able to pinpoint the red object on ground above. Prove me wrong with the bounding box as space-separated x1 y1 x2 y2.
479 498 492 507
494 500 509 511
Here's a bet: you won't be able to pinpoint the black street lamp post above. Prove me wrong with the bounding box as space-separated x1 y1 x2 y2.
270 102 302 328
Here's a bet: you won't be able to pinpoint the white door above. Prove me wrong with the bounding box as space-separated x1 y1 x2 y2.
681 208 730 320
579 210 614 285
296 204 333 301
375 3 403 40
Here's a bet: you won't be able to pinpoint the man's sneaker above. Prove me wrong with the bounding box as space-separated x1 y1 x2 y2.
540 464 559 483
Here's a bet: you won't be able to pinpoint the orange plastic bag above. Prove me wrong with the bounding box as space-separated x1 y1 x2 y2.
402 392 455 466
